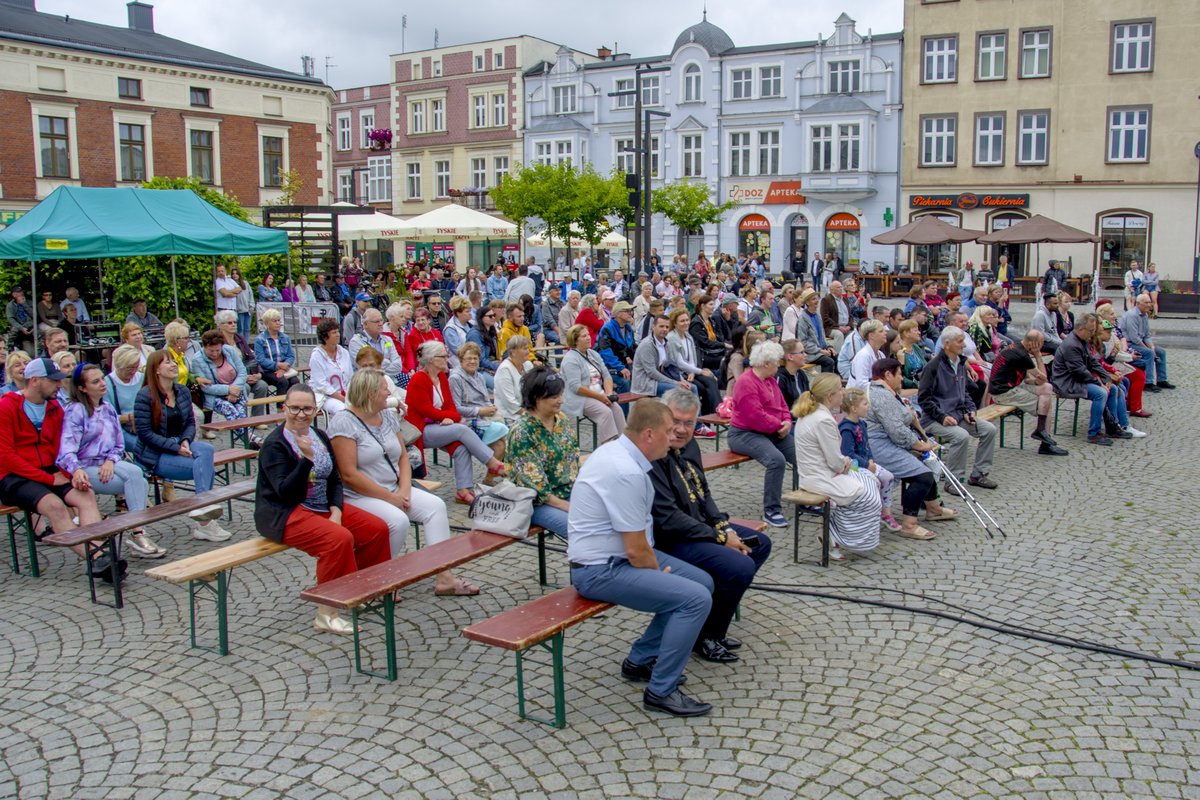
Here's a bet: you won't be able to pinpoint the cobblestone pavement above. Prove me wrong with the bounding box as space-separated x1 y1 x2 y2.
2 303 1199 799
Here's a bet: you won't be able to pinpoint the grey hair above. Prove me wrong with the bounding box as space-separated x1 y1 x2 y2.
662 387 700 414
261 308 283 324
941 325 966 342
567 290 581 301
858 319 884 338
417 340 447 367
749 340 785 368
214 309 237 325
504 334 531 358
363 308 383 323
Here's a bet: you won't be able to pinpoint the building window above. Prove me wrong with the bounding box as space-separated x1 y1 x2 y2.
411 101 426 134
336 113 351 151
920 115 957 166
118 77 142 99
493 94 507 127
535 142 553 166
493 156 509 185
1107 107 1150 163
682 134 703 177
366 156 391 203
474 55 484 72
922 36 957 83
1016 110 1049 164
189 87 210 107
615 139 635 174
648 136 659 177
838 124 861 171
470 157 487 189
39 115 70 178
405 162 421 200
434 159 451 197
494 52 504 69
360 111 375 149
432 99 444 131
729 132 751 176
1020 29 1051 78
552 85 576 115
974 113 1005 166
759 66 782 98
731 68 752 99
828 61 861 93
555 140 572 166
190 130 214 184
758 130 780 175
614 78 635 109
337 171 353 203
262 136 283 186
811 126 833 172
682 63 702 102
1112 21 1153 73
976 32 1006 80
641 76 660 106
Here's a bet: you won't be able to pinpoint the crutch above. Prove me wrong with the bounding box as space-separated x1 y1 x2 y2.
912 416 1007 540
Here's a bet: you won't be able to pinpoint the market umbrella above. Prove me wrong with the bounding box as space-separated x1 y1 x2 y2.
400 204 516 240
870 215 984 245
526 230 630 249
975 214 1099 244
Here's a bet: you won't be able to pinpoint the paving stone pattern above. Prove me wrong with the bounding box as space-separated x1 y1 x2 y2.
2 302 1199 799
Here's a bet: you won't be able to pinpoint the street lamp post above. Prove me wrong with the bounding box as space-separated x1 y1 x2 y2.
610 64 669 273
643 109 671 273
1192 141 1200 295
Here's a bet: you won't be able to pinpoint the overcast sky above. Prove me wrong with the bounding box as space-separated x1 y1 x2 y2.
39 0 904 88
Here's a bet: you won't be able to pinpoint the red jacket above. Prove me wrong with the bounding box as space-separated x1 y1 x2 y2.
404 327 444 372
0 391 68 485
404 369 462 455
575 307 605 341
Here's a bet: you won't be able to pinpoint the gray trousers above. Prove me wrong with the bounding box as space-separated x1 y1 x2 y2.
728 426 796 517
421 422 496 490
923 418 996 482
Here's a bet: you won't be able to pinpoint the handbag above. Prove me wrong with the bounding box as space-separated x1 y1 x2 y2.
716 394 734 420
467 480 536 539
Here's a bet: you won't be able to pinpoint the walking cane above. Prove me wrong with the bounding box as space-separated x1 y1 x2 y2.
912 414 1007 540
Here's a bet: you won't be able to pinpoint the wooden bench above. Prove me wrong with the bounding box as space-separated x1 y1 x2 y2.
199 412 284 448
696 413 730 448
2 504 38 577
148 448 260 507
975 403 1025 449
41 480 257 608
145 537 290 655
615 392 649 405
782 489 833 567
246 394 287 409
299 529 527 680
701 450 751 472
462 587 614 728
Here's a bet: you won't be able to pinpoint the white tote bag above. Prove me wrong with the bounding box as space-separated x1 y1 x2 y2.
468 480 536 538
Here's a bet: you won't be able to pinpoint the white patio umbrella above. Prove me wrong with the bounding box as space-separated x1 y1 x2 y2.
526 230 630 249
399 204 517 240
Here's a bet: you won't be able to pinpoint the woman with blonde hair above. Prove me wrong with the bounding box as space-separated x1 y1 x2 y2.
253 307 299 393
163 320 192 384
104 345 143 451
120 322 155 369
792 373 882 560
50 350 77 405
4 349 31 394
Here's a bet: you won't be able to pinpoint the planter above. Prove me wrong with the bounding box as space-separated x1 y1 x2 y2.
1157 292 1200 317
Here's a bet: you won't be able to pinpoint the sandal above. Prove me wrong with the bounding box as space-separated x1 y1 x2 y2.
896 525 935 540
455 489 476 505
816 535 846 561
924 507 959 522
435 577 481 596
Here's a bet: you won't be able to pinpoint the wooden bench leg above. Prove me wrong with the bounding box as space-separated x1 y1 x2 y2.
189 571 230 655
85 536 124 609
515 632 567 729
352 593 398 681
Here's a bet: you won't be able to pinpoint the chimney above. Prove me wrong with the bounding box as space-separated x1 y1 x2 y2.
127 1 154 32
597 45 612 60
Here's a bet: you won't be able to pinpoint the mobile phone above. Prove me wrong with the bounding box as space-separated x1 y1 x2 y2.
739 534 761 547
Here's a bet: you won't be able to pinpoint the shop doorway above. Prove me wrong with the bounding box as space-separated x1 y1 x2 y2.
788 217 809 272
824 212 860 271
988 213 1029 280
738 214 771 264
1098 213 1150 288
676 228 705 267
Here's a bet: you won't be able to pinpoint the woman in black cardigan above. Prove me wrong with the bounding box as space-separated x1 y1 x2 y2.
256 385 391 635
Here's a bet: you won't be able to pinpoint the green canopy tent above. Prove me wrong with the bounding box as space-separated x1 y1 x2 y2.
0 186 289 351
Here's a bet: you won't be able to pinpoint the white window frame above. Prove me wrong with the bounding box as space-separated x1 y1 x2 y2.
758 129 781 175
828 61 861 94
974 112 1005 166
1106 106 1151 163
337 170 354 203
359 110 375 150
493 93 508 127
682 133 703 177
922 36 958 83
729 131 751 176
112 109 153 184
641 76 661 107
410 101 425 134
432 98 445 131
256 123 290 188
552 85 577 115
1111 21 1153 73
730 68 752 100
920 115 957 167
682 63 702 103
837 123 861 172
1016 109 1050 165
434 159 451 198
615 138 635 174
474 54 483 72
432 60 442 77
470 157 487 189
976 32 1007 81
811 125 833 172
1019 29 1052 79
405 161 422 200
473 94 487 128
494 52 504 69
535 142 553 166
555 140 572 166
614 78 635 109
184 116 221 186
759 65 782 98
31 100 79 181
493 156 509 185
368 156 392 203
336 112 351 151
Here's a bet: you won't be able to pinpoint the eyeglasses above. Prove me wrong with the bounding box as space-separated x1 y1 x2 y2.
285 405 316 416
670 414 697 429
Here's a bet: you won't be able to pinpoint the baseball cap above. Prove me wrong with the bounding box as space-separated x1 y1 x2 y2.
583 273 594 280
24 357 68 381
720 295 739 306
354 292 372 302
613 300 635 313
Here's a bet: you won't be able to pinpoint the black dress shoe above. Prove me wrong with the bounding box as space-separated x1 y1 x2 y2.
1157 381 1176 390
621 658 685 685
1037 442 1069 456
719 636 742 650
1031 429 1058 446
92 556 128 584
693 638 739 663
643 688 712 717
1144 384 1161 393
1110 428 1133 439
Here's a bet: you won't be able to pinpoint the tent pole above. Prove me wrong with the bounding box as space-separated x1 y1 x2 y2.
97 260 107 319
287 250 293 284
30 260 39 356
170 255 180 318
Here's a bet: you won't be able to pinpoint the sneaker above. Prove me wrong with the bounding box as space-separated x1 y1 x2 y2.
880 509 902 532
192 520 232 542
1128 409 1152 418
314 609 354 635
1110 428 1133 440
248 433 264 450
160 482 177 502
942 482 965 498
967 474 998 490
1087 434 1113 446
187 504 223 523
1144 384 1161 393
127 532 166 559
693 424 717 439
1122 426 1147 438
254 424 271 432
202 430 217 440
762 512 788 528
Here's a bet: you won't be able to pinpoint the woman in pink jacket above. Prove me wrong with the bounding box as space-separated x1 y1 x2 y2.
727 340 795 528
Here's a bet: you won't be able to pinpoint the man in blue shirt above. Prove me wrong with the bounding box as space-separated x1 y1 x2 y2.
568 399 715 717
595 303 637 394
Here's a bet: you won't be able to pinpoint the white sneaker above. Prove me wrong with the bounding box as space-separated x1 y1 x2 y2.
203 430 217 440
1123 426 1147 438
127 532 167 558
314 609 354 635
187 504 223 523
192 520 232 542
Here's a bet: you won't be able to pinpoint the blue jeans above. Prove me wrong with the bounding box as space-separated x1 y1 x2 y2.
531 503 569 541
237 311 251 338
1129 344 1167 384
153 440 215 492
1085 384 1120 438
571 552 713 696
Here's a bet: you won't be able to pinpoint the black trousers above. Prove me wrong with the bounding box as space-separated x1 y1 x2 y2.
658 523 772 642
810 353 838 373
900 470 939 516
692 372 721 415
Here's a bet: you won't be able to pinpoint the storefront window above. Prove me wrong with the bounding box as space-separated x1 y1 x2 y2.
824 212 860 269
988 213 1028 280
406 243 456 265
1098 213 1149 284
738 213 771 262
789 215 809 265
910 213 958 275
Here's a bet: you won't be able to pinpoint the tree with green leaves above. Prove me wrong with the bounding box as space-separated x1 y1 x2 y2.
650 180 736 238
573 165 631 258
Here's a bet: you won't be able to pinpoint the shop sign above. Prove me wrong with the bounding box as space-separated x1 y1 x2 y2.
1101 215 1148 229
825 213 860 231
909 193 1029 210
726 180 805 205
0 209 27 229
738 213 770 231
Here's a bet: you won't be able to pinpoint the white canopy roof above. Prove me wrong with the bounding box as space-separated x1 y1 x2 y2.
399 204 517 241
526 230 629 249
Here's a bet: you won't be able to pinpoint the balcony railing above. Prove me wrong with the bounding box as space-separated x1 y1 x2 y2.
448 188 498 213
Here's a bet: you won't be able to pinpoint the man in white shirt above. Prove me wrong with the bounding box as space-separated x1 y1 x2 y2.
214 264 240 313
347 308 403 381
568 399 715 717
504 260 537 303
59 287 90 322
